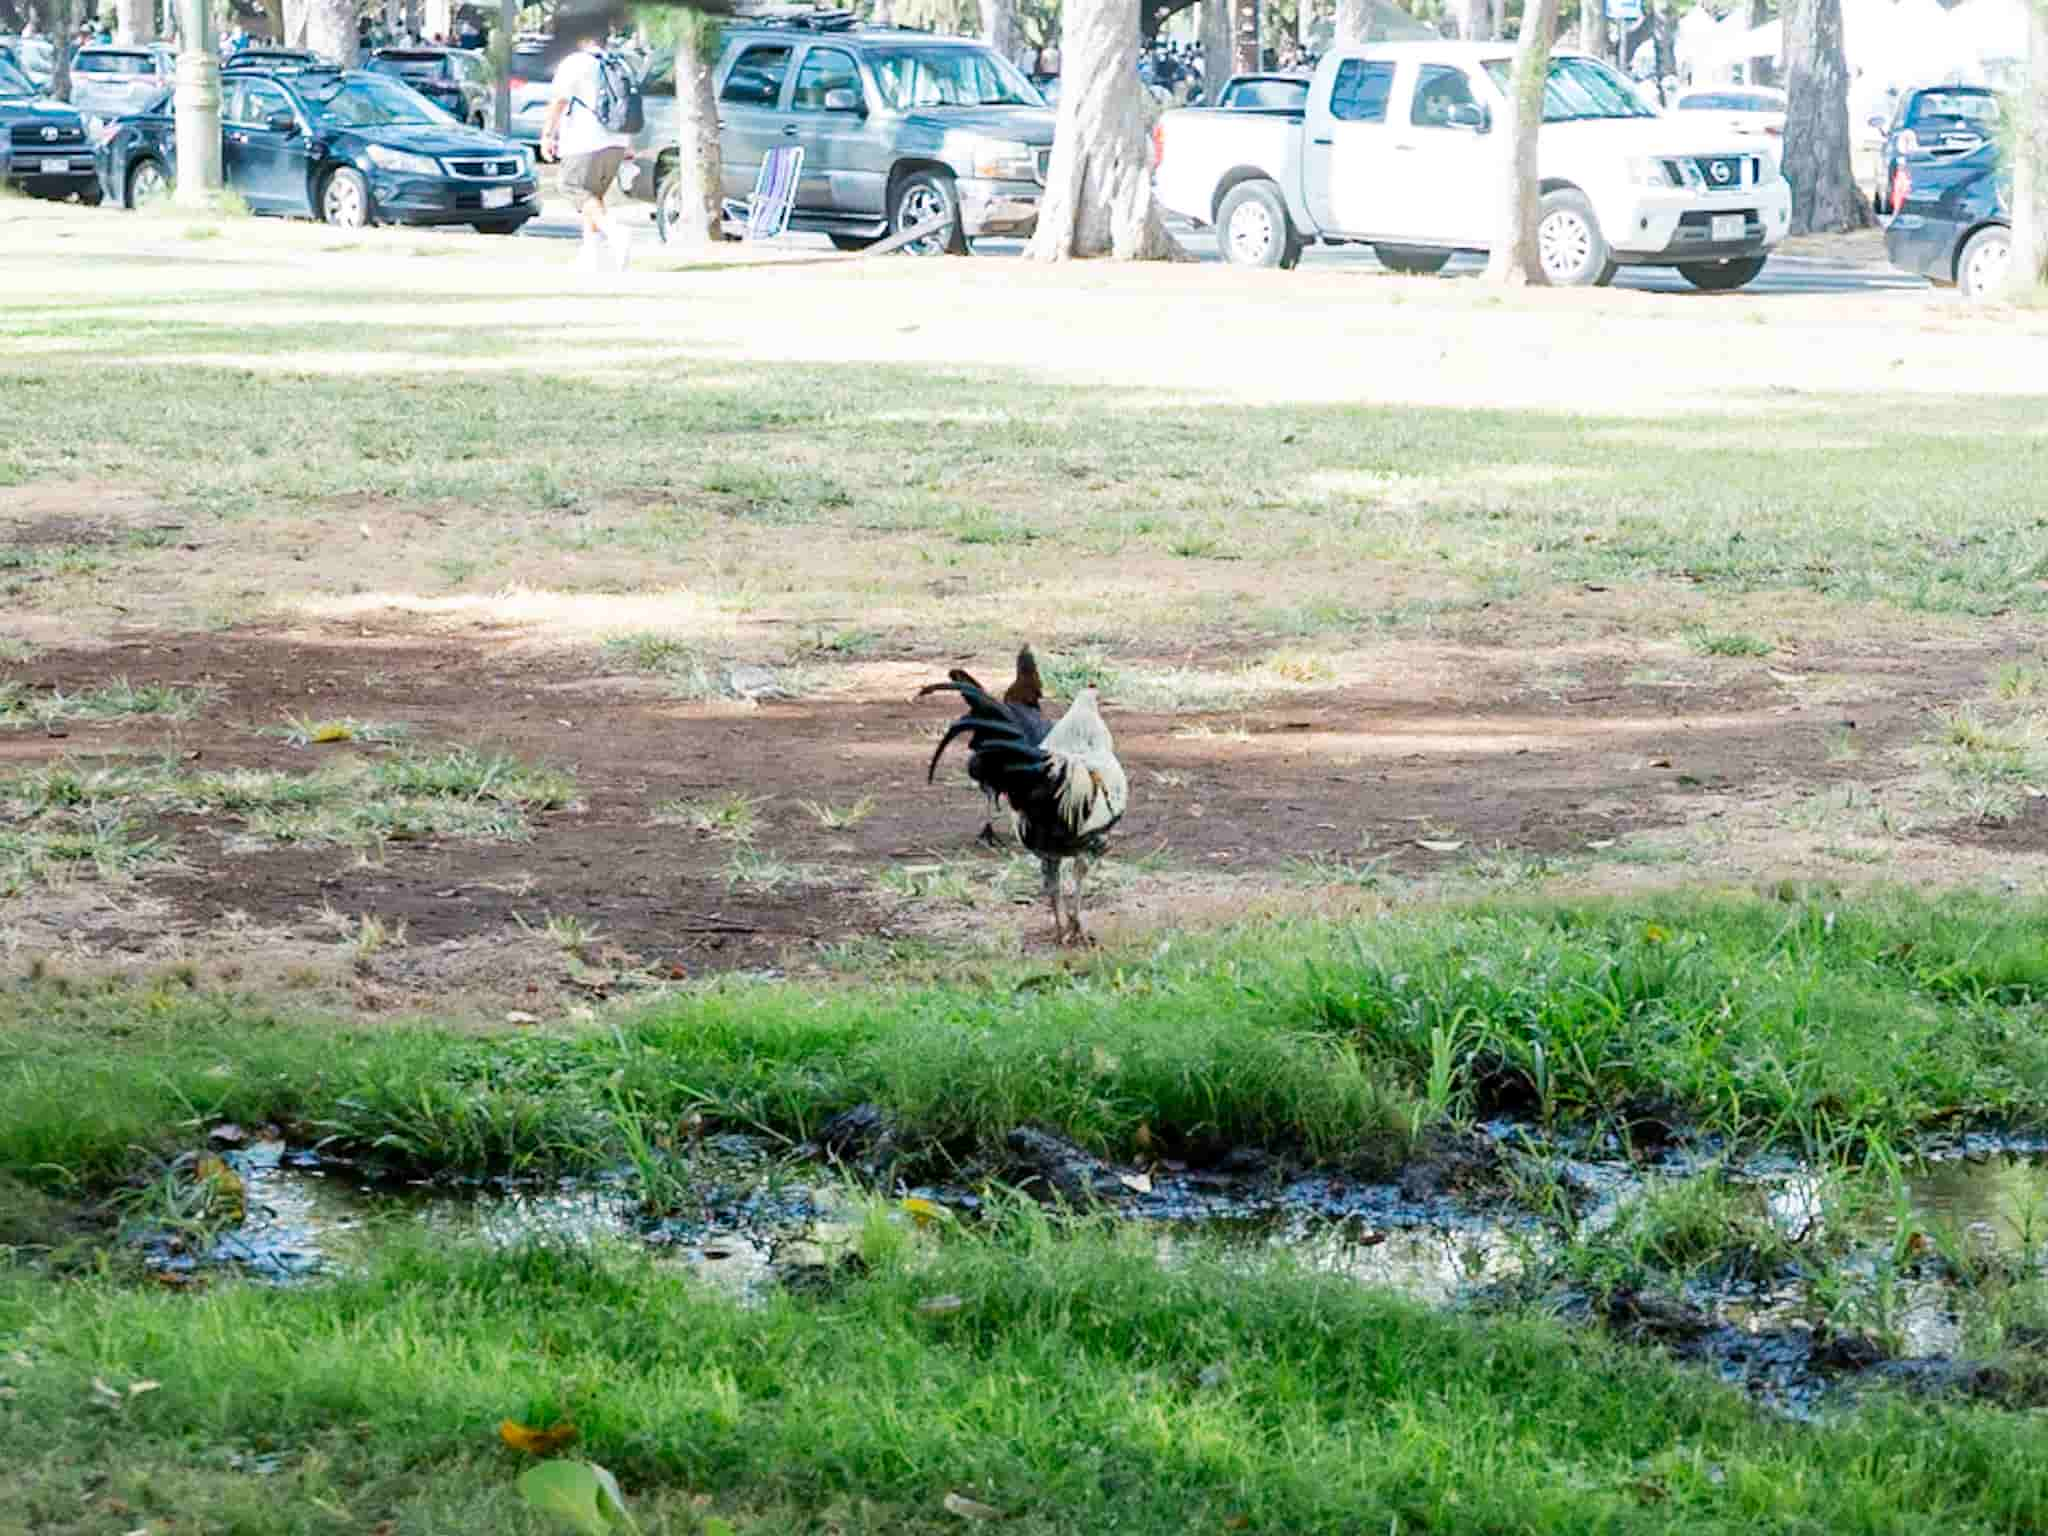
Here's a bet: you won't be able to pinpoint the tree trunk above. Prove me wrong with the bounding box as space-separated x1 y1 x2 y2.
283 0 309 48
1578 0 1601 55
1234 0 1258 73
1297 0 1314 51
1335 0 1367 46
172 0 221 206
1201 0 1232 100
48 0 72 98
1028 0 1184 260
260 0 283 43
668 13 724 247
2016 0 2048 289
1486 0 1560 283
304 0 357 65
980 0 1021 67
1782 0 1870 234
493 0 514 131
115 0 154 44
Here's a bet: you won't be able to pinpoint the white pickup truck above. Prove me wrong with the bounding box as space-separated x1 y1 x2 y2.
1152 42 1793 289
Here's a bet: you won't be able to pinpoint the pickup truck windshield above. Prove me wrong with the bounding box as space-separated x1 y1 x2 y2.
1480 55 1655 122
869 47 1042 110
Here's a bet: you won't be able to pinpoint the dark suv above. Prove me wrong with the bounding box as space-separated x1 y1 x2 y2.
95 64 537 232
364 47 494 128
0 52 97 202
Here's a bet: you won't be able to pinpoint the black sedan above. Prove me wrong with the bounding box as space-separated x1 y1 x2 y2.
364 47 494 129
0 51 99 202
96 65 538 233
1884 140 2012 301
1871 85 2001 216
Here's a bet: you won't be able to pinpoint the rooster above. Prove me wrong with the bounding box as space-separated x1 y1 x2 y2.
924 681 1127 946
917 646 1049 844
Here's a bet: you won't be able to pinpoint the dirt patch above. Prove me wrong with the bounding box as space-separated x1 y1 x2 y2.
2 619 2039 1017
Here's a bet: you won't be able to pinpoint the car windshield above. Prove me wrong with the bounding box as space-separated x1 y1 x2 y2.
0 54 32 95
1481 54 1657 121
867 47 1042 110
299 74 453 125
1680 91 1781 112
76 50 157 74
372 53 449 79
1908 91 2001 132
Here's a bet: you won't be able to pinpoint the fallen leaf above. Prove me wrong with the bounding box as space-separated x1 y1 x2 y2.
916 1294 966 1316
91 1376 125 1406
500 1418 581 1456
505 1011 540 1025
127 1379 160 1398
1586 839 1616 850
1117 1173 1153 1195
1415 839 1464 853
208 1123 247 1146
1644 924 1670 945
1648 757 1674 769
901 1197 953 1229
358 522 373 540
1133 1122 1153 1151
517 1460 638 1536
942 1492 1003 1521
702 1520 736 1536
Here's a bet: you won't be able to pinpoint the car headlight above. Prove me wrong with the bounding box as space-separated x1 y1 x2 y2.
1625 156 1676 189
365 144 439 176
970 138 1038 181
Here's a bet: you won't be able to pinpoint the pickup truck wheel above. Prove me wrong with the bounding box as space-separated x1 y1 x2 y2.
1676 256 1767 292
1216 179 1301 269
1957 225 2013 302
1374 244 1450 276
125 157 169 210
1534 189 1613 287
892 171 968 256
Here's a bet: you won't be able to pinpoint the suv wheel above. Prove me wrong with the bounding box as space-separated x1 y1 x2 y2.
1957 225 2013 302
125 157 169 210
1534 188 1617 287
320 166 371 229
892 170 966 256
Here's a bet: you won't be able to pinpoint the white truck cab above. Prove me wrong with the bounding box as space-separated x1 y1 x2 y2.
1153 43 1794 288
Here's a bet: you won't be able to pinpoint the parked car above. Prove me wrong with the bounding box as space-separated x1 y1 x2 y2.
1214 73 1309 112
1671 84 1785 139
636 19 1054 254
1152 43 1791 288
0 50 98 200
1884 139 2011 300
505 38 553 145
222 47 329 72
364 47 494 127
0 34 56 90
67 43 175 127
95 64 537 232
1872 84 2001 216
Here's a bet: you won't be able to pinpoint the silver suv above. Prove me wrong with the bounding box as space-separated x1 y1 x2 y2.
635 21 1054 254
68 45 175 126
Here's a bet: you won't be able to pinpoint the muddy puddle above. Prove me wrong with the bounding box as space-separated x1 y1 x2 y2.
144 1127 2048 1416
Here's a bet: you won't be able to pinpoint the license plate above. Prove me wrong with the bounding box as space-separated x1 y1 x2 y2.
1711 213 1746 243
39 157 68 174
481 186 513 210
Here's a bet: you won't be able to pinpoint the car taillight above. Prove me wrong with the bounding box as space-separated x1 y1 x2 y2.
1895 129 1920 154
1891 160 1911 208
1764 124 1782 136
1150 119 1163 170
508 73 526 89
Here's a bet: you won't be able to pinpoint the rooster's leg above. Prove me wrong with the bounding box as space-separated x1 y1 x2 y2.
1067 857 1090 945
1041 856 1064 944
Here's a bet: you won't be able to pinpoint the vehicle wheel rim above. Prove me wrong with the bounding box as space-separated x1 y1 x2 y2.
660 182 679 238
324 175 365 227
1965 237 2011 297
131 162 166 207
1228 201 1275 264
1538 210 1592 281
899 183 950 254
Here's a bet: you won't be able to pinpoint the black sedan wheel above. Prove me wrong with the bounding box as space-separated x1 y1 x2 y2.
124 157 169 210
471 220 524 235
320 166 372 229
1957 226 2013 302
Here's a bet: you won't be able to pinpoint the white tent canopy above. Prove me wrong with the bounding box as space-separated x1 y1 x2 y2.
1678 0 2026 93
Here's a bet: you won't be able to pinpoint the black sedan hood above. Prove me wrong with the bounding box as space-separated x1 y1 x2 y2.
342 122 516 156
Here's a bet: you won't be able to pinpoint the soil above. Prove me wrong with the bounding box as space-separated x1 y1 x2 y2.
5 610 2037 1021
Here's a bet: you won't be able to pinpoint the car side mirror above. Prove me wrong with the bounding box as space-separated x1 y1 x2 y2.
1449 102 1488 132
267 111 298 135
823 87 863 114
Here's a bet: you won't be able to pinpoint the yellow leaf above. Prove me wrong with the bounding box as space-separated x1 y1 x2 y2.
500 1418 581 1456
1644 924 1670 945
901 1197 953 1229
310 722 353 743
193 1155 246 1218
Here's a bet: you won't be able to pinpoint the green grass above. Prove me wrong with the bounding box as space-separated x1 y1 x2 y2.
0 677 214 729
6 889 2048 1191
8 1219 2048 1536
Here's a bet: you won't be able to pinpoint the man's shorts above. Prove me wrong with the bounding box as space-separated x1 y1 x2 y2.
560 145 626 202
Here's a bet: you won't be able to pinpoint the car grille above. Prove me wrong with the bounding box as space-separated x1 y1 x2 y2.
1033 146 1050 185
1663 153 1755 190
446 157 522 178
10 122 84 147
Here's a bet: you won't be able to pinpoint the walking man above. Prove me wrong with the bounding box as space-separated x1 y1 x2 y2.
542 25 635 272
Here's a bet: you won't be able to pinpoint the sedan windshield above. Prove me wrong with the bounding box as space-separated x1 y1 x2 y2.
299 74 454 126
0 54 32 95
1481 54 1656 121
868 47 1042 110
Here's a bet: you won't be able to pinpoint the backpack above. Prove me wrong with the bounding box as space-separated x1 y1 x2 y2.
589 51 643 135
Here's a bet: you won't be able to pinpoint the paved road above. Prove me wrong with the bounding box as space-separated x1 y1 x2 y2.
521 208 1927 296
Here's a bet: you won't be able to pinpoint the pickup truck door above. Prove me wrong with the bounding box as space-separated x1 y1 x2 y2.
1302 56 1398 237
786 43 882 218
1381 62 1497 246
717 41 796 205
